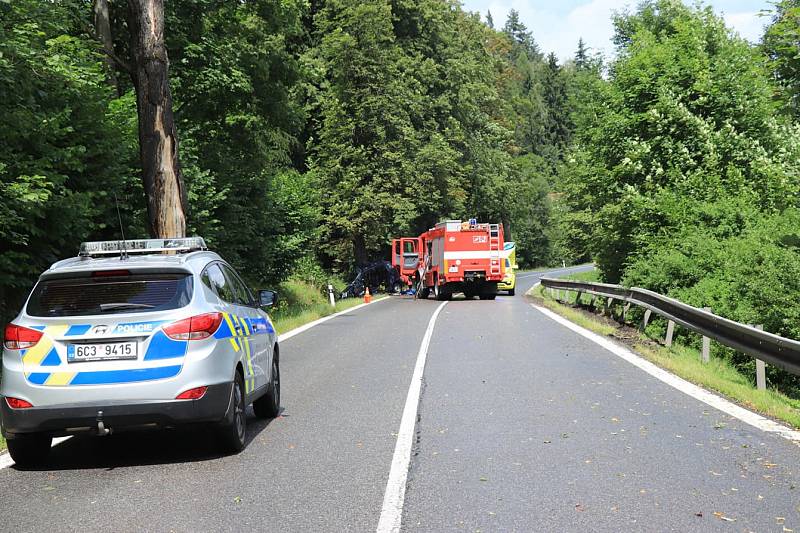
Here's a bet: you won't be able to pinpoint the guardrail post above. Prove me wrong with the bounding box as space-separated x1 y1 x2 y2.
622 302 631 322
665 320 675 347
576 291 582 305
754 325 766 391
605 297 613 317
641 309 652 331
701 307 711 363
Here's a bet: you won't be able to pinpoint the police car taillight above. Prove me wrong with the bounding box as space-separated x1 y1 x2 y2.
5 397 33 409
163 313 223 341
3 324 44 350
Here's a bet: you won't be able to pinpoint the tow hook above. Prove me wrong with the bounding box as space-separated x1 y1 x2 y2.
96 410 112 436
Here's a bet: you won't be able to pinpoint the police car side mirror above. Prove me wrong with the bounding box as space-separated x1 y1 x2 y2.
259 290 278 309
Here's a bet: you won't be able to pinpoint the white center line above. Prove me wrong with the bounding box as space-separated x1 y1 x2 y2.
377 301 448 533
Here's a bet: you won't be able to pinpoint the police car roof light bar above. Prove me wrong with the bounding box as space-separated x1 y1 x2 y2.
79 237 208 258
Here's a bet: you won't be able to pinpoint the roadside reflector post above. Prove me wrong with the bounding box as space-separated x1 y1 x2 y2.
701 307 711 363
328 284 336 308
641 309 652 331
754 325 766 391
605 297 613 317
665 320 675 347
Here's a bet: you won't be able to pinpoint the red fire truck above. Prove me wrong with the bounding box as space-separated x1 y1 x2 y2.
391 219 505 300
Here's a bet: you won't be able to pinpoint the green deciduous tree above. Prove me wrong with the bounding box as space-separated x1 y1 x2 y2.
556 0 800 390
763 0 800 116
0 0 142 323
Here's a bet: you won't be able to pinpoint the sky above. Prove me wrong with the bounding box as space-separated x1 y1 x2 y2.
460 0 774 62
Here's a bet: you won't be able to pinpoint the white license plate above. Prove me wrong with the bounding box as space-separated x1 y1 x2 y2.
68 342 138 362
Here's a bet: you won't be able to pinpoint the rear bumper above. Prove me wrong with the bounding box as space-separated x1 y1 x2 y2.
0 382 233 438
498 278 515 290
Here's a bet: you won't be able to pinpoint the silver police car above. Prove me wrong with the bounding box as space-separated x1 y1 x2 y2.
1 238 280 466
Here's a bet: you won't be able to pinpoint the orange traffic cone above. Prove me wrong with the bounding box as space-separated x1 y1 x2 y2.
364 286 372 304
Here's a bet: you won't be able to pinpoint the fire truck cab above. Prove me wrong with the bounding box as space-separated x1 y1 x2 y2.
392 219 504 300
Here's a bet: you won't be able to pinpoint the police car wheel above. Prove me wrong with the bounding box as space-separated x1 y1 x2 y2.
218 373 247 454
254 357 280 419
7 434 52 468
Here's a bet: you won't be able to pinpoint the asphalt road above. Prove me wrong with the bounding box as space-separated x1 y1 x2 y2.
1 267 799 532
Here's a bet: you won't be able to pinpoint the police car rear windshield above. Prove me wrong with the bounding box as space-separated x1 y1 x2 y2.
26 273 193 317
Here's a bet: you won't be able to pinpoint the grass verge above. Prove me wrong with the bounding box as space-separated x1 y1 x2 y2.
529 279 800 430
271 279 379 335
0 434 5 452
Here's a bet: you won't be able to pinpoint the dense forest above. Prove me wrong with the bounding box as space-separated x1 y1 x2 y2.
2 1 800 367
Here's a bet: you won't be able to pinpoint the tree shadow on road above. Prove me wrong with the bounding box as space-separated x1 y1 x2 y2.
13 406 282 472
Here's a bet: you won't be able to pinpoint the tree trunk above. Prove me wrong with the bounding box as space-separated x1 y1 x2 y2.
127 0 187 239
93 0 118 94
353 234 368 266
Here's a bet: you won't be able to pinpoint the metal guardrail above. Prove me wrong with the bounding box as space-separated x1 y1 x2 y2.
540 277 800 377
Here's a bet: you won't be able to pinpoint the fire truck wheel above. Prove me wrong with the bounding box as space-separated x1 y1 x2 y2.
419 287 430 299
433 283 450 301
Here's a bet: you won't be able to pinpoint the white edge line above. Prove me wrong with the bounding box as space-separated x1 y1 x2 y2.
0 296 392 469
531 296 800 443
278 295 390 343
377 300 449 533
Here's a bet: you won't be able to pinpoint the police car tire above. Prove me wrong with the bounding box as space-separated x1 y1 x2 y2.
254 358 280 419
218 373 247 454
7 434 52 468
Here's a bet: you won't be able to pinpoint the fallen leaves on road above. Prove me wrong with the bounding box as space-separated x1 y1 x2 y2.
712 512 736 522
695 512 703 517
233 496 242 504
575 504 585 512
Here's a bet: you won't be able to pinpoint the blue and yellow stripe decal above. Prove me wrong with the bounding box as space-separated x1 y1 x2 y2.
22 313 271 388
